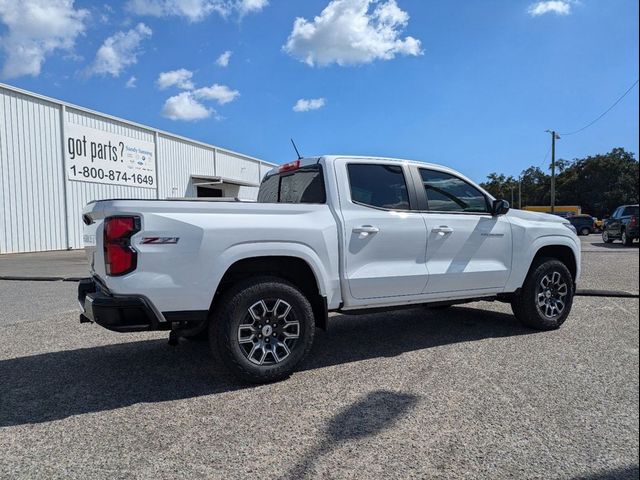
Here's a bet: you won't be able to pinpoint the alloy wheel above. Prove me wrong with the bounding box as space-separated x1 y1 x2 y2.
536 271 569 319
237 299 300 365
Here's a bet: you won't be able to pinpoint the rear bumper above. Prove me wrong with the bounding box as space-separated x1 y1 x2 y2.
626 226 639 238
78 278 167 332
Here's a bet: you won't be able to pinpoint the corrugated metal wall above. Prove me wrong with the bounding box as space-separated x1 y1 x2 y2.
157 134 217 198
157 135 267 200
217 149 261 185
260 163 274 181
237 185 258 199
0 88 67 254
0 83 274 254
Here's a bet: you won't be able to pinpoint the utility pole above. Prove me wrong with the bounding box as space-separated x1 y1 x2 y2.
546 130 560 214
518 176 522 209
511 186 514 207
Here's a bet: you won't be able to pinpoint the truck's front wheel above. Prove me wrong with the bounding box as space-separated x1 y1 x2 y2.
511 258 574 330
210 277 315 383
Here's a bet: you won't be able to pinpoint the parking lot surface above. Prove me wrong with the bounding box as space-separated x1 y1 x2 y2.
578 235 639 295
0 235 638 479
0 250 89 280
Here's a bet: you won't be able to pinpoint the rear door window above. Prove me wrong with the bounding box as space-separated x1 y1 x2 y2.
623 206 639 217
347 164 410 210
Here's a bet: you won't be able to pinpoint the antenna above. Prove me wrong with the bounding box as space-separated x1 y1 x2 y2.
290 138 302 160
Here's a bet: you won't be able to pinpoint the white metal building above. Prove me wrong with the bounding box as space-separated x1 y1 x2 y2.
0 83 275 254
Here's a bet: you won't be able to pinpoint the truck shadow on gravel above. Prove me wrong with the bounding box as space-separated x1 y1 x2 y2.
0 306 532 427
569 466 640 480
588 242 639 250
283 390 419 480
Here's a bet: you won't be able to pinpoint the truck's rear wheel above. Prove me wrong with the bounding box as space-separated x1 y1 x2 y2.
511 258 574 330
622 229 633 246
210 277 315 383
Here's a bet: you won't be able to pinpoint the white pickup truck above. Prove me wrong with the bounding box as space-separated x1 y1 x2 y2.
79 156 581 382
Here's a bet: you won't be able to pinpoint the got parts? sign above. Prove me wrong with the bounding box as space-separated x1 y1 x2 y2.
65 122 157 189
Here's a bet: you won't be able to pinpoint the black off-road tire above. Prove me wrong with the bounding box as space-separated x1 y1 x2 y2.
622 229 633 246
602 230 614 243
511 257 574 331
209 276 315 383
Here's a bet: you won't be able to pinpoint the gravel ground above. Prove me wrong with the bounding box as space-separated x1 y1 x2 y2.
0 245 638 479
0 280 78 327
578 234 639 294
0 250 89 279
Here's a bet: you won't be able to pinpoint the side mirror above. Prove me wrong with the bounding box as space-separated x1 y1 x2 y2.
491 199 510 216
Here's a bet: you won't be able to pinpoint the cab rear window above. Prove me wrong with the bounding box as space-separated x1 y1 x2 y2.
257 164 326 204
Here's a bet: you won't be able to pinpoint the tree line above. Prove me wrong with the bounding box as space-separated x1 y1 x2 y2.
480 147 639 219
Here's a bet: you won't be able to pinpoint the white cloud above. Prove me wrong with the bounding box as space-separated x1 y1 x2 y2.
293 98 326 112
193 83 240 105
156 68 195 89
237 0 269 15
89 23 152 77
125 76 137 88
527 1 572 16
216 50 232 67
0 0 89 79
126 0 221 21
161 91 212 120
156 69 240 120
283 0 422 67
125 0 267 22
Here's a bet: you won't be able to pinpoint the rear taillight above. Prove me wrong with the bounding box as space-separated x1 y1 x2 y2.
630 216 638 227
104 216 140 276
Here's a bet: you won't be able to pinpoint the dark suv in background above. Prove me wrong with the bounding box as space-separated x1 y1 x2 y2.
602 204 639 246
568 215 596 236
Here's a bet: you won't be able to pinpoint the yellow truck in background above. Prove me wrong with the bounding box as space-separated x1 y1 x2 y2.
523 206 604 231
523 206 581 218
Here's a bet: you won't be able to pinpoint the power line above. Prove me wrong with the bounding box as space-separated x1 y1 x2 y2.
502 80 635 182
559 79 639 136
534 145 551 170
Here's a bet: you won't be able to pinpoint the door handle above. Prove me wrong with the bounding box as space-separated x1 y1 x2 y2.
353 225 380 234
433 226 453 235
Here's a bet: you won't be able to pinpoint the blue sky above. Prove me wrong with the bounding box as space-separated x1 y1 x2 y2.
1 0 638 182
